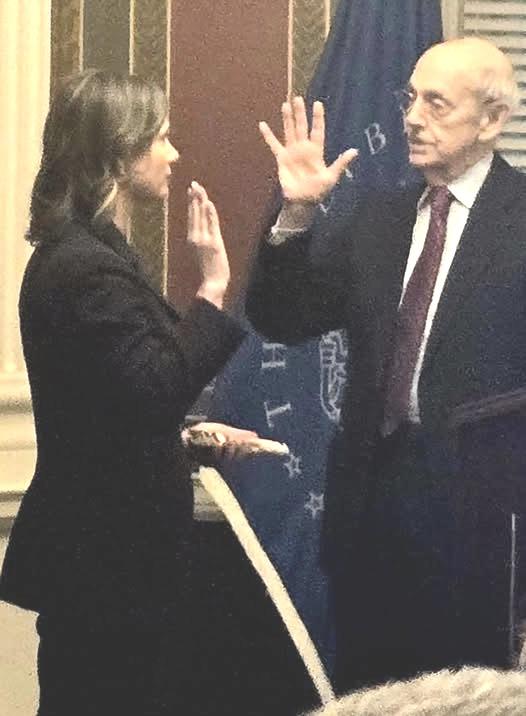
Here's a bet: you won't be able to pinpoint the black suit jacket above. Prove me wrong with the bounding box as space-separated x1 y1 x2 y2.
0 220 245 623
247 154 526 565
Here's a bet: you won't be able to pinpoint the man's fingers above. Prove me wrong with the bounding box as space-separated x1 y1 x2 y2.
292 96 308 141
329 148 359 181
310 100 325 151
282 102 295 145
259 121 283 157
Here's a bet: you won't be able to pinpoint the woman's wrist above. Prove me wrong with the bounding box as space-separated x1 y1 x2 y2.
196 280 228 309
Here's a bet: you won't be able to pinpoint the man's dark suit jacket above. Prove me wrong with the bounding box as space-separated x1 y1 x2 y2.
0 219 245 624
247 153 526 578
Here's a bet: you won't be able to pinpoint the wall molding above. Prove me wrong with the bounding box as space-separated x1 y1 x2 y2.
0 376 31 412
0 491 26 533
0 1 50 518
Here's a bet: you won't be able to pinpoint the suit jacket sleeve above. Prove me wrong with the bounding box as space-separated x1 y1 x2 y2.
246 222 351 344
59 250 245 429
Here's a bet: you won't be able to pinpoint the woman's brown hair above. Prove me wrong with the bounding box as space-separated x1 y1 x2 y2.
27 69 167 245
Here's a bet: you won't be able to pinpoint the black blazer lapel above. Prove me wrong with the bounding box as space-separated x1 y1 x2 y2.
424 154 520 366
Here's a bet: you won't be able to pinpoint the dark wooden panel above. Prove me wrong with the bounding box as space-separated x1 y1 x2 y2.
83 0 130 73
292 0 327 96
167 0 289 310
51 0 82 94
132 0 168 89
130 0 169 291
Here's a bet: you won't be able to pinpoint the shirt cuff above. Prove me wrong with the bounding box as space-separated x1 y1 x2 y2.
267 224 308 245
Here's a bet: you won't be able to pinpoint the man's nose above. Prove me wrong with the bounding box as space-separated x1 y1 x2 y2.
404 97 426 127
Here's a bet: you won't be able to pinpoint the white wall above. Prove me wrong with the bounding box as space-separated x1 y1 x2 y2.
0 0 51 515
0 4 51 712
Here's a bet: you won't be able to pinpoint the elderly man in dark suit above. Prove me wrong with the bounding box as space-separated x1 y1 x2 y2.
247 37 526 691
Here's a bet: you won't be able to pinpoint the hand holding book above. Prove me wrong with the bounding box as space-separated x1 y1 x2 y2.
181 422 289 460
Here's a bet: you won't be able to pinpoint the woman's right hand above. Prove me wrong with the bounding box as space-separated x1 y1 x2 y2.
259 97 358 206
188 181 230 309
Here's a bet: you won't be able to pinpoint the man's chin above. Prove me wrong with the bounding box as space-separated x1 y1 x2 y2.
408 150 433 168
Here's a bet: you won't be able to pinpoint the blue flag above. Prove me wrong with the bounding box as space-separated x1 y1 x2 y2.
204 0 442 702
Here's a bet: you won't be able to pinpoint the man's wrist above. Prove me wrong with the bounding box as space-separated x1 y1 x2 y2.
279 200 318 229
267 201 318 245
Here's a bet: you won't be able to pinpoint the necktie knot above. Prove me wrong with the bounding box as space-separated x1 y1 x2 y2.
428 185 453 218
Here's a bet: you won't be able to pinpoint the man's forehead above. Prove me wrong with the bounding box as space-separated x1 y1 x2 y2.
409 48 480 96
412 39 510 93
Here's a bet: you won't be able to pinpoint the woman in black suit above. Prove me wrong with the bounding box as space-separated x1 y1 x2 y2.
0 70 252 715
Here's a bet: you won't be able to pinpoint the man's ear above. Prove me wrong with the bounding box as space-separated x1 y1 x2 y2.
479 102 510 143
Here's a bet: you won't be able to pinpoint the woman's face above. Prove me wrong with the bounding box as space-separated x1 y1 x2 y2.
127 119 179 200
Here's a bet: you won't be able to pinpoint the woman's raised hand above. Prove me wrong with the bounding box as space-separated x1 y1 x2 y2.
188 181 230 309
259 97 358 205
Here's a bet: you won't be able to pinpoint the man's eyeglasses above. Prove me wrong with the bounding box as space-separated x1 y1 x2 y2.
394 88 453 121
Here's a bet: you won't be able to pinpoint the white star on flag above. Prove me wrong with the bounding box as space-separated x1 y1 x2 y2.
284 452 302 479
304 492 324 519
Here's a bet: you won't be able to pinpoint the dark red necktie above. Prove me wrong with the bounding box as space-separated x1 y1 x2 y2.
382 186 453 436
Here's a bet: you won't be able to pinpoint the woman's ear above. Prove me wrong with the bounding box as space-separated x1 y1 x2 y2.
113 158 127 181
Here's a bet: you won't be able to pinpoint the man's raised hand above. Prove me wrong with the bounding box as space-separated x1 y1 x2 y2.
259 97 358 205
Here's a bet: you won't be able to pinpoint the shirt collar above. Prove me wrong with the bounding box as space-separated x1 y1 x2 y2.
418 152 494 211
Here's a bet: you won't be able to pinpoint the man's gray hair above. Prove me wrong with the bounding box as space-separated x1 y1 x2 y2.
480 67 521 117
307 667 526 715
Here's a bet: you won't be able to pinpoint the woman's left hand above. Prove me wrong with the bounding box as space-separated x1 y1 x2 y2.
182 423 286 458
182 421 261 459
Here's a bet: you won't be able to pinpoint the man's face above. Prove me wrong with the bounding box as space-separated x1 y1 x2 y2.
402 46 489 182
